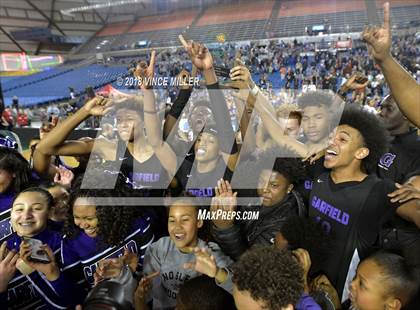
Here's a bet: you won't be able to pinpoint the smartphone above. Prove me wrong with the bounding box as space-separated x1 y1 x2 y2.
85 86 95 99
23 237 50 264
214 66 231 78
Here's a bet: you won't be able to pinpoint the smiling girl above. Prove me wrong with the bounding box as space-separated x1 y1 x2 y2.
0 148 35 243
60 187 154 288
1 188 82 309
143 197 233 309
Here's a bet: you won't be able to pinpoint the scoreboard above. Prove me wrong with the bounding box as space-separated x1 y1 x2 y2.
0 53 63 71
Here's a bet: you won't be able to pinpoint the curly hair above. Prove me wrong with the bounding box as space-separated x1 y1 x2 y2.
64 187 137 247
232 246 304 309
279 216 332 276
339 105 390 173
177 275 235 310
0 147 33 193
230 148 306 197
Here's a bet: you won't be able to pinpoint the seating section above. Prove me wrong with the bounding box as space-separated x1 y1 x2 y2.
97 22 132 37
188 20 269 43
271 10 369 37
3 65 127 106
2 68 73 92
196 1 274 25
278 0 366 17
128 10 197 33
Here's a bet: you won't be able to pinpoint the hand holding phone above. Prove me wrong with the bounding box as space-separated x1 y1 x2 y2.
23 237 51 264
19 239 60 281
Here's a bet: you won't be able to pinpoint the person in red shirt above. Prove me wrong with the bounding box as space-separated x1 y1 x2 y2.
17 109 28 127
1 107 14 130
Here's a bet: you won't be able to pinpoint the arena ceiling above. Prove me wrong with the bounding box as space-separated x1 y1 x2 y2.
0 0 219 55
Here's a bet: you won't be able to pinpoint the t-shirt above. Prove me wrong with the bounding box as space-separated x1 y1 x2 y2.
61 217 154 288
377 130 420 183
295 157 329 205
309 173 398 300
176 156 233 198
143 237 233 309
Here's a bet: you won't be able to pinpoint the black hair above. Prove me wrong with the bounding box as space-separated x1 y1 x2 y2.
278 216 332 276
13 187 54 209
177 275 235 310
0 147 33 193
234 147 306 191
257 148 306 184
339 105 390 173
64 187 137 247
232 246 303 309
367 251 420 306
297 90 334 110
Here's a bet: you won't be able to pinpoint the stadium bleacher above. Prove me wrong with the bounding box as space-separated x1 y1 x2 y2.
2 65 127 106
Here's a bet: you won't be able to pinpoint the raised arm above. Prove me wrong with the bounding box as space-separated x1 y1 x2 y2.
230 64 309 157
362 2 420 127
33 97 114 177
136 51 177 178
163 68 194 139
179 35 239 170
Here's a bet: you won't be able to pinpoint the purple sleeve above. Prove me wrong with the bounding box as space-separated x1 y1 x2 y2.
48 272 86 306
296 293 322 310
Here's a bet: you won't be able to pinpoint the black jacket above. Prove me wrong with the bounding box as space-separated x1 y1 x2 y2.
211 190 306 260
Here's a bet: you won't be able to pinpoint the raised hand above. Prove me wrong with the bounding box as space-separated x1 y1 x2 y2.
0 242 19 292
134 50 156 89
19 242 60 281
229 59 254 89
134 271 159 301
54 165 74 188
179 35 214 71
362 2 391 63
210 179 238 229
177 68 191 90
122 248 139 273
96 257 124 280
342 72 369 91
83 96 113 116
183 247 218 278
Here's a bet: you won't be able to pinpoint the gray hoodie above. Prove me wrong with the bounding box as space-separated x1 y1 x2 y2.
143 236 234 309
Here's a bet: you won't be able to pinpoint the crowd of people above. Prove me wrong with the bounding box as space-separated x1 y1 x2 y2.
0 3 420 310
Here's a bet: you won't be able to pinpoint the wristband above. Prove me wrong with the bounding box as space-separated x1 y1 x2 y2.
250 84 260 97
